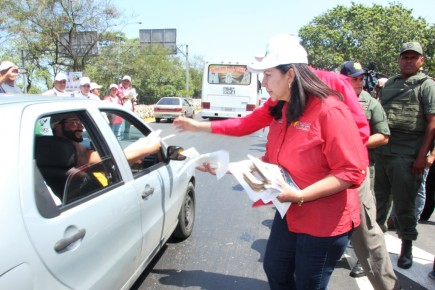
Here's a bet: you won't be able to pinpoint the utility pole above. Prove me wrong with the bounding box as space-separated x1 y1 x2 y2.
177 44 189 97
21 49 27 94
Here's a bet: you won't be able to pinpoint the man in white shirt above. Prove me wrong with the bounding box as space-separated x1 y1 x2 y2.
43 72 72 96
0 61 23 94
74 77 100 100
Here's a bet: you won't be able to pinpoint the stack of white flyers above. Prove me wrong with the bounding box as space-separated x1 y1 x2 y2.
228 155 299 218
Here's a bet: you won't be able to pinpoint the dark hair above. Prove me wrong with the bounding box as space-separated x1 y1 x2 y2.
269 64 343 122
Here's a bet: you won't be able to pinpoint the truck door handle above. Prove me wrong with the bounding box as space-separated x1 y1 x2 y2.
142 185 154 199
54 228 86 253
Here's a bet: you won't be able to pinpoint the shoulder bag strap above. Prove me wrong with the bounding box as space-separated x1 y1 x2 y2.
381 77 428 107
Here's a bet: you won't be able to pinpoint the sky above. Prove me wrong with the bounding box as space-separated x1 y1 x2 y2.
112 0 434 63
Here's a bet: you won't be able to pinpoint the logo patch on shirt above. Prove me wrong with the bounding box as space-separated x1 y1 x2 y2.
293 121 311 131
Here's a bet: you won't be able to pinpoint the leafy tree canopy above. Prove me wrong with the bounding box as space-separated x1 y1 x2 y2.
0 0 203 98
299 2 434 77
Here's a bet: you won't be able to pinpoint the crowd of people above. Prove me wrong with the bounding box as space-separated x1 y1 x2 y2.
173 35 435 290
2 35 435 289
0 63 138 107
0 66 141 138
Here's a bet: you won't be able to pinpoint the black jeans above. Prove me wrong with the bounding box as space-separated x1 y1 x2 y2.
421 164 435 221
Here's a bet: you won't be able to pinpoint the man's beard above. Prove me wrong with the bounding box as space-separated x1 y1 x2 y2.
63 129 83 142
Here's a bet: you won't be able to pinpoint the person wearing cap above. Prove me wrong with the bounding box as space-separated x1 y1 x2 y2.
118 75 137 111
43 72 71 96
90 82 103 99
103 84 124 137
0 61 23 94
340 61 392 281
118 75 137 139
173 34 367 290
50 113 160 167
375 41 435 270
74 77 100 100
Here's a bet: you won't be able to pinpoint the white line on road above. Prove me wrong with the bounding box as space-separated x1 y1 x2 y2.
345 233 435 289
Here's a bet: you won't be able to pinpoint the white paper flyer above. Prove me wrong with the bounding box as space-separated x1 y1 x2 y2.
228 155 299 218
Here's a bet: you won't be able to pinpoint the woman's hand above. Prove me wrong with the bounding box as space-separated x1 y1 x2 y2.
173 116 200 132
276 178 303 203
195 162 217 175
426 153 435 168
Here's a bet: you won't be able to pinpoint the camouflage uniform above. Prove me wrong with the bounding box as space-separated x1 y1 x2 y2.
358 90 390 194
375 73 435 240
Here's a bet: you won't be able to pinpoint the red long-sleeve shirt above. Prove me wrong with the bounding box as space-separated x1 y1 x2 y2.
210 70 368 237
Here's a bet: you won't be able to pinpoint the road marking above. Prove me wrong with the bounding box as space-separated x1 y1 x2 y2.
344 249 374 290
345 233 435 289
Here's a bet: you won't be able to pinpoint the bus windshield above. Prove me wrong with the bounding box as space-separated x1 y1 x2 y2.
208 64 251 85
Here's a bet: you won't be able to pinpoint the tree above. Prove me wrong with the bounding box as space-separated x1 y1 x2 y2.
299 2 435 77
1 0 121 90
86 39 202 103
189 55 206 99
0 0 205 99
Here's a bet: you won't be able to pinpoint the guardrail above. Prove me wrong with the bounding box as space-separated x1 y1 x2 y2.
134 98 201 120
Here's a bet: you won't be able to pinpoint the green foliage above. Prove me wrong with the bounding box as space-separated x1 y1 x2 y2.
85 39 204 103
299 2 434 77
1 0 204 98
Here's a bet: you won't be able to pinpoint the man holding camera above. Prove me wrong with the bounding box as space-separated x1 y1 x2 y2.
0 61 23 94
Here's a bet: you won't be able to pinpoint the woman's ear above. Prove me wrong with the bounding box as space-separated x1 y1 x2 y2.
287 68 295 85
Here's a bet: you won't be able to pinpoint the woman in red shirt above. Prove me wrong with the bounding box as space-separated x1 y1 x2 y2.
173 34 366 290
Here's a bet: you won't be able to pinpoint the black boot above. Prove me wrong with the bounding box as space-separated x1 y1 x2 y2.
398 239 413 269
429 257 435 280
350 260 366 278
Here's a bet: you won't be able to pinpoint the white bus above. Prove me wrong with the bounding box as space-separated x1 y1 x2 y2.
201 61 262 119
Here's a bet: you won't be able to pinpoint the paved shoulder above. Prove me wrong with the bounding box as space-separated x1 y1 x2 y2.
343 221 435 290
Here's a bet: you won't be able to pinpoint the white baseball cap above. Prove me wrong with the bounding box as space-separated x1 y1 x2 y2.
80 77 91 86
122 75 131 82
90 82 102 90
109 84 118 90
0 61 17 71
248 34 308 73
54 72 67 81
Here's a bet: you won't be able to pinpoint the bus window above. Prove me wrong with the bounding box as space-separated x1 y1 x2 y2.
207 64 251 85
201 61 261 119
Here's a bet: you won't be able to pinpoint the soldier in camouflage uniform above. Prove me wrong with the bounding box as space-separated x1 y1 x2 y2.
341 62 398 289
375 42 435 269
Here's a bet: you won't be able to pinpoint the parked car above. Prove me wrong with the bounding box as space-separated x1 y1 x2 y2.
154 97 194 123
0 95 196 290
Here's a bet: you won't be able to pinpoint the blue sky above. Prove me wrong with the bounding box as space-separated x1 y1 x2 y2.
112 0 434 62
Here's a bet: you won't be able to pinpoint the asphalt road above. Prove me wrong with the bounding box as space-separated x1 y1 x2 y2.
131 116 435 290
